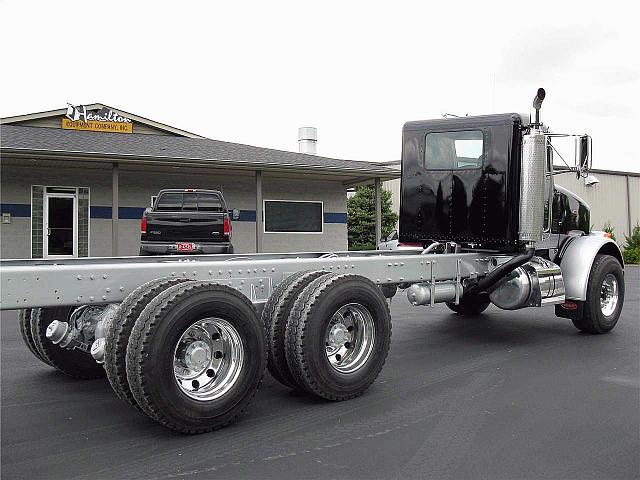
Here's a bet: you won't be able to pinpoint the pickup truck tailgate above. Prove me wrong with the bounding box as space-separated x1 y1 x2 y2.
145 211 226 243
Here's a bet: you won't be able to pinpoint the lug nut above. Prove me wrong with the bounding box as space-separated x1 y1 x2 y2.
192 380 200 390
344 342 351 349
206 369 215 378
213 351 223 359
347 326 354 332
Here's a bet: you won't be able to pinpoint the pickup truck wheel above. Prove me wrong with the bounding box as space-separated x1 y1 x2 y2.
285 274 391 400
31 307 106 379
445 294 490 316
126 281 266 434
104 277 193 410
19 309 52 365
572 254 625 334
263 270 331 389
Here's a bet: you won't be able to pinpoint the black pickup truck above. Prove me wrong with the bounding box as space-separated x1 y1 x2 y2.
140 189 234 255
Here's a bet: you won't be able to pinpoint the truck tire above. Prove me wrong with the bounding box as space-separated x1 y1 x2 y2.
263 270 331 389
445 293 490 316
572 254 625 334
31 307 106 380
285 274 392 400
104 277 193 410
19 308 52 365
126 281 266 434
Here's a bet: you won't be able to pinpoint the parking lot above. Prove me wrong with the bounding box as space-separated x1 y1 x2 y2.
2 267 638 480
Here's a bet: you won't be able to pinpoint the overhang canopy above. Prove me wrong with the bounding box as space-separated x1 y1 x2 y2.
0 125 399 183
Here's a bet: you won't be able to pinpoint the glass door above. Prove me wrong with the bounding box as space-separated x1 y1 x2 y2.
44 193 77 257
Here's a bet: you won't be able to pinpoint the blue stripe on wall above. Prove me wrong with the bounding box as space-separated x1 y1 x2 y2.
238 210 256 222
324 212 348 224
0 203 31 217
90 206 112 219
119 207 146 219
1 204 348 224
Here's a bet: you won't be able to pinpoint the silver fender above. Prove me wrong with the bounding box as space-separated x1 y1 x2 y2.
558 235 624 301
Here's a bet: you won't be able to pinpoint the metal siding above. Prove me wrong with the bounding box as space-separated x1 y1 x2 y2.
628 176 640 235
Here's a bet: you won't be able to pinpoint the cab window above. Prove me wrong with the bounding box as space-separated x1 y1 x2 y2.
424 130 484 169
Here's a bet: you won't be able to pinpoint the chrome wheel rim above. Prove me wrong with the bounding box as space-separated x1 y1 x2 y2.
173 318 243 401
600 274 619 317
325 303 375 374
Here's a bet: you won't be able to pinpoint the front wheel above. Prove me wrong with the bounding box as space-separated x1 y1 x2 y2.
572 254 625 334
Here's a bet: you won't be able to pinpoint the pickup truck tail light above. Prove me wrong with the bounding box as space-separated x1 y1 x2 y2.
223 216 231 236
140 216 147 234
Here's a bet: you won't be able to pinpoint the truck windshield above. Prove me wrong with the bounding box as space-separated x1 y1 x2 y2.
155 192 223 212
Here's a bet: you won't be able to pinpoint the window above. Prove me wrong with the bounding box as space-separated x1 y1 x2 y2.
264 200 323 233
155 193 183 211
425 130 484 169
197 193 223 212
155 192 223 212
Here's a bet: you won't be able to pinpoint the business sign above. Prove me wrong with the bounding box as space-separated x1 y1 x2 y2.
61 104 133 134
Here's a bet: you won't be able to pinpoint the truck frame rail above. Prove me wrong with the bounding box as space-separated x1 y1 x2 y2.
1 249 495 310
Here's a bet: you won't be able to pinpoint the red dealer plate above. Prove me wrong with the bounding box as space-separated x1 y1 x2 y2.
177 243 194 252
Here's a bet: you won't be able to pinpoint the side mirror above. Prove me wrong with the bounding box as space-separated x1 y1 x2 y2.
231 208 240 220
575 135 592 176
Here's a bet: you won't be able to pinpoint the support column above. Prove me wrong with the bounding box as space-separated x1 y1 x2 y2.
374 177 382 246
255 170 263 253
112 162 119 257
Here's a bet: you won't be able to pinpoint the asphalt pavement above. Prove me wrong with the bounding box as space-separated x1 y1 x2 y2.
2 267 639 480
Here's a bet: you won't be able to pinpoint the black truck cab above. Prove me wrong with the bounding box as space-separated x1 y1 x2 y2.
399 113 590 253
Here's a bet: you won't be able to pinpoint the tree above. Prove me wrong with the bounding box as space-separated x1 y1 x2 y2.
347 185 398 250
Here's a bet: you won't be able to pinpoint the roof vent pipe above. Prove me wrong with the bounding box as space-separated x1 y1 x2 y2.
298 127 317 155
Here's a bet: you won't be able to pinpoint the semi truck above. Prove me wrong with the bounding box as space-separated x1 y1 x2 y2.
1 89 625 434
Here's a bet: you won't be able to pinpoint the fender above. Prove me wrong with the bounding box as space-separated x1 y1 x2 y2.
557 234 624 301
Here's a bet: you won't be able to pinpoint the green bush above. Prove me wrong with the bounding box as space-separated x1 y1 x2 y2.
622 223 640 264
623 248 640 264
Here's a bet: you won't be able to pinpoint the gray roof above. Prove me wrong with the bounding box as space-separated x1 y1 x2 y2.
0 125 399 180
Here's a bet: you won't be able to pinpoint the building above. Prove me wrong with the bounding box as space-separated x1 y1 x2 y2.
0 104 398 259
383 166 640 241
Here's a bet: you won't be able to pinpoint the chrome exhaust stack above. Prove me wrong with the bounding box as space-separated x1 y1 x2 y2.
519 88 547 245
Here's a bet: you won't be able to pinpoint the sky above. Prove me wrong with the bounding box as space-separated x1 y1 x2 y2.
1 0 638 172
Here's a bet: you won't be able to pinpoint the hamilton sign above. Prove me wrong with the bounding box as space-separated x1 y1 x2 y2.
61 104 133 134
